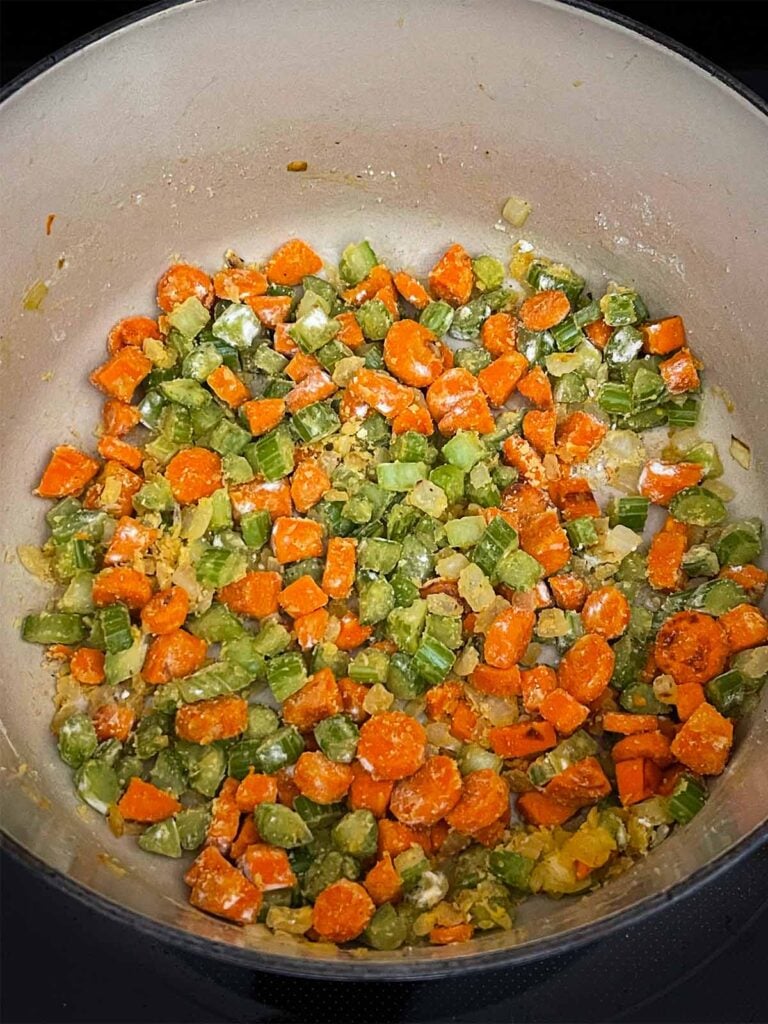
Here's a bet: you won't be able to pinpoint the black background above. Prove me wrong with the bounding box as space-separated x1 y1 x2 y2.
1 3 767 1023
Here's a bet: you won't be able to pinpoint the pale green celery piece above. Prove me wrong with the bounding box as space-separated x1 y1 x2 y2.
58 713 98 768
138 818 182 858
407 479 448 517
386 599 428 655
212 302 262 349
376 461 428 492
58 572 94 614
182 344 223 381
104 632 147 686
472 255 505 291
168 296 210 339
75 760 119 815
255 802 313 848
442 431 486 471
445 516 486 549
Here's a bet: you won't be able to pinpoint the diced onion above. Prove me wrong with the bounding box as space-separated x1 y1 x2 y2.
730 435 752 470
502 195 532 228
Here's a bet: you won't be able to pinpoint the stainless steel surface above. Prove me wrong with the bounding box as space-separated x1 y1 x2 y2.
1 0 766 978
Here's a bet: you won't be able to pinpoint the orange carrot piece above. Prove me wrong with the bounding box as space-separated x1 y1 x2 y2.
102 398 141 438
205 778 240 853
424 682 462 722
271 517 325 564
294 608 330 650
118 777 181 822
156 263 213 313
285 352 320 383
500 480 551 526
104 516 158 566
430 924 474 945
240 844 296 891
374 282 400 320
581 585 631 639
518 509 572 577
673 682 706 722
92 566 152 610
36 445 100 499
445 769 510 835
212 267 267 303
107 315 161 355
489 720 558 757
520 665 558 713
377 819 431 859
218 570 282 618
312 879 375 943
275 768 301 809
549 475 601 521
97 434 143 471
545 757 612 806
357 711 426 781
92 703 135 742
349 762 393 818
483 607 536 669
647 516 688 591
558 633 615 703
549 574 588 611
615 758 658 806
642 315 686 356
165 447 222 504
70 647 106 685
206 364 251 407
719 564 768 599
519 290 570 331
186 846 262 925
229 478 292 520
235 772 278 813
285 368 337 414
364 853 403 905
140 586 189 635
719 603 768 653
502 434 547 490
448 701 479 743
383 319 444 387
602 712 660 735
523 409 557 454
660 348 700 394
638 460 704 505
428 244 473 306
469 663 522 698
437 391 495 435
557 411 607 464
517 365 554 409
348 368 414 420
90 346 152 402
338 677 370 724
293 751 354 804
654 611 728 685
175 696 248 745
341 265 392 306
266 238 322 286
612 730 674 767
142 629 207 684
480 312 517 356
517 790 580 826
477 352 529 407
278 574 328 618
282 668 342 732
393 271 431 310
241 398 286 437
335 610 371 651
247 294 292 327
83 460 142 518
389 755 462 827
333 310 365 349
230 817 261 861
584 319 613 350
539 689 590 736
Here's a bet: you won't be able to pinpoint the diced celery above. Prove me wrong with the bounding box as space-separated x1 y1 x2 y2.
349 648 390 684
359 577 396 625
339 241 378 285
715 519 763 566
207 418 251 456
315 715 359 763
97 603 133 654
58 713 98 768
600 289 647 327
472 255 505 292
445 516 486 550
252 726 305 774
449 298 491 341
104 633 147 686
168 296 210 339
413 635 455 685
668 487 726 527
454 346 492 375
160 378 212 409
565 517 598 550
604 326 643 366
356 299 393 341
212 303 261 349
22 612 85 645
289 306 340 353
75 760 119 815
291 401 341 443
442 431 486 471
249 424 295 480
139 818 182 858
420 301 454 336
472 516 518 576
58 572 95 615
527 260 585 304
359 537 402 575
496 549 543 590
390 431 429 464
182 344 223 381
180 662 251 703
666 774 707 825
252 621 292 657
424 613 462 650
429 464 465 504
376 461 428 492
267 652 308 701
386 599 428 655
681 544 719 578
194 547 247 588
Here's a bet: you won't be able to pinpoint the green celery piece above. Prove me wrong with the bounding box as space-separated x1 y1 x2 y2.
168 296 210 339
454 346 492 375
291 401 340 443
187 603 245 642
604 326 643 366
386 652 429 699
364 904 409 951
489 849 535 891
182 344 223 381
445 515 486 549
220 637 267 681
212 303 261 349
332 810 378 860
249 424 295 480
97 604 133 654
386 599 428 655
599 289 647 326
252 727 305 774
139 818 182 858
176 807 211 851
429 464 465 504
356 299 393 341
104 634 147 686
22 612 85 645
349 648 390 684
359 577 395 625
442 431 486 471
684 441 722 479
412 635 455 685
255 803 313 848
527 260 585 303
449 298 491 341
565 517 598 550
424 613 462 650
339 241 378 285
314 715 359 764
420 301 454 336
390 431 429 464
376 461 428 492
668 487 726 527
496 549 543 590
666 774 707 825
160 378 212 409
180 662 251 702
472 255 505 291
75 760 119 815
252 621 291 657
194 547 247 588
267 652 308 701
715 519 763 566
472 516 518 576
528 730 597 786
289 306 340 353
58 713 98 768
359 537 402 575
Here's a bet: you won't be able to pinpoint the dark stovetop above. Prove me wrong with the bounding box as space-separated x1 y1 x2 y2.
1 4 767 1023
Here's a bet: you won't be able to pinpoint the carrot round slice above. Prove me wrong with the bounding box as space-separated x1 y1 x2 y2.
165 447 222 504
140 586 190 635
389 755 463 827
383 319 444 387
519 289 570 331
312 879 375 943
156 263 213 313
357 711 426 780
557 633 615 703
654 611 728 686
444 769 509 835
581 585 630 639
293 751 354 804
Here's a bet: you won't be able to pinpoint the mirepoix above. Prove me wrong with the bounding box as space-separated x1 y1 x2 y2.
21 234 767 949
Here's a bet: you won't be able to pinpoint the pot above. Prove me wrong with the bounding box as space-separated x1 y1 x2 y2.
1 0 766 979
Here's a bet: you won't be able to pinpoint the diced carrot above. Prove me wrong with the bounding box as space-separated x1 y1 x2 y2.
205 778 240 853
469 663 521 698
176 696 248 745
483 607 536 669
545 756 612 806
247 294 293 327
557 411 607 464
335 311 365 349
294 608 330 650
393 270 430 310
83 460 142 517
273 322 299 355
518 510 571 576
348 368 414 420
522 409 557 454
437 391 495 435
612 730 674 767
118 777 181 822
660 348 700 394
335 610 371 651
165 447 222 504
549 574 588 611
92 566 152 609
584 319 613 350
206 365 251 407
648 516 688 591
445 770 510 835
285 368 337 414
156 263 213 313
549 475 601 521
719 564 768 599
602 712 660 735
229 478 292 520
480 312 517 356
285 352 320 383
90 347 152 402
107 315 162 354
92 703 135 742
349 762 393 818
520 665 558 713
97 435 143 471
266 238 322 286
271 517 325 564
357 711 426 781
142 629 207 684
275 768 301 809
558 633 615 703
673 682 705 722
615 758 659 806
517 790 579 826
489 720 558 757
235 772 279 813
341 265 392 305
477 351 529 407
36 445 100 499
654 611 728 685
338 677 370 724
430 924 474 945
218 571 282 618
312 879 375 943
104 516 158 566
500 481 551 527
278 574 328 618
186 846 262 925
377 819 431 858
642 315 686 356
70 647 106 685
240 844 296 891
539 689 590 736
719 603 768 654
581 585 630 639
102 399 141 438
671 702 733 776
374 282 400 320
449 701 479 743
519 290 570 331
428 244 473 306
502 434 547 490
230 817 261 861
364 853 403 905
638 460 704 506
294 751 354 804
517 366 553 409
282 668 341 731
383 319 444 387
140 586 189 635
212 267 267 303
425 682 462 721
389 755 462 828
